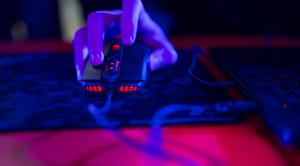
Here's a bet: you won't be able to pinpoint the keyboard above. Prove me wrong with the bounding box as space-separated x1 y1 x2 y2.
210 47 300 147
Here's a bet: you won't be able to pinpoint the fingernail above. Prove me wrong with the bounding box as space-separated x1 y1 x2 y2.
75 64 82 81
122 35 134 45
150 53 163 70
90 51 104 66
170 50 178 63
129 35 134 43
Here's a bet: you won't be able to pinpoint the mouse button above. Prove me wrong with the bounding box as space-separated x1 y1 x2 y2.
82 59 102 81
103 43 111 56
119 49 149 82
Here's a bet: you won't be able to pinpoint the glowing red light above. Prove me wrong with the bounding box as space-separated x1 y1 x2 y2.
119 86 124 92
97 85 103 92
112 44 121 51
89 86 93 91
93 86 97 92
129 86 133 92
124 86 129 92
119 85 138 93
116 60 120 71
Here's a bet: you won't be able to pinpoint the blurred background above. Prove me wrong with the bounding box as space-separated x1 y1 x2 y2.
1 0 300 42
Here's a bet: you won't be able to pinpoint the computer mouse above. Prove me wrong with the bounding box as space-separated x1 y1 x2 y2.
81 40 151 95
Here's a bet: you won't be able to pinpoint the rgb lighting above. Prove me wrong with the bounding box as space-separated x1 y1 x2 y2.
85 85 103 92
119 85 138 93
112 44 121 51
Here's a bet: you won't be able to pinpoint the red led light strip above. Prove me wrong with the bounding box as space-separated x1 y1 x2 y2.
93 86 97 92
86 85 138 93
119 85 138 93
85 85 103 92
97 86 102 92
124 86 129 92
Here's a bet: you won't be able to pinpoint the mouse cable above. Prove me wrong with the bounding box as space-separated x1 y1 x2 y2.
96 90 113 114
188 45 236 87
88 90 113 115
88 90 120 128
151 100 259 128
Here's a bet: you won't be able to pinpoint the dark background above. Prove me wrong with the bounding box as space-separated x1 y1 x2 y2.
1 0 300 40
80 0 300 36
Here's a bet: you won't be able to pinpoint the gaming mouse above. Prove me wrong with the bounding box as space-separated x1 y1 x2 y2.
81 40 151 95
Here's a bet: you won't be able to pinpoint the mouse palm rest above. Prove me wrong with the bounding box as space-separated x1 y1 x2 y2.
81 40 150 94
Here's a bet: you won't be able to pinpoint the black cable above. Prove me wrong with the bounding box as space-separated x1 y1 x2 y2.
188 45 236 87
86 92 199 165
103 90 113 111
88 90 119 128
90 90 113 113
151 101 259 128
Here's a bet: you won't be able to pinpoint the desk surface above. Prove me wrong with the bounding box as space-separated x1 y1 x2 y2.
1 36 300 166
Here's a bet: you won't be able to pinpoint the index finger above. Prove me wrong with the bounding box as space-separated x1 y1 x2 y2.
87 12 105 66
121 0 143 45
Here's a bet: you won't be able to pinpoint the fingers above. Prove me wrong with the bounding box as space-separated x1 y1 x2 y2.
149 48 178 70
75 11 121 80
138 11 178 70
73 26 88 81
87 12 105 66
121 0 143 45
87 10 122 66
82 4 177 73
145 35 178 70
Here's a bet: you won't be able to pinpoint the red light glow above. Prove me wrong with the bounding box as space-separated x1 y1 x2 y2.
85 85 103 92
93 86 97 92
112 44 121 51
119 86 124 92
129 86 133 92
119 85 138 93
116 60 120 71
97 86 103 92
124 86 129 92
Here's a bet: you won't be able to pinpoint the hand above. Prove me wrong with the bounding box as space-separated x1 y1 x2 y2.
73 0 178 81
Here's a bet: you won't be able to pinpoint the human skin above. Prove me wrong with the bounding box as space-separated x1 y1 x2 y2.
73 0 177 81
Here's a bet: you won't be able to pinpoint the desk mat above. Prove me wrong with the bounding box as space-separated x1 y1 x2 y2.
0 50 237 131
